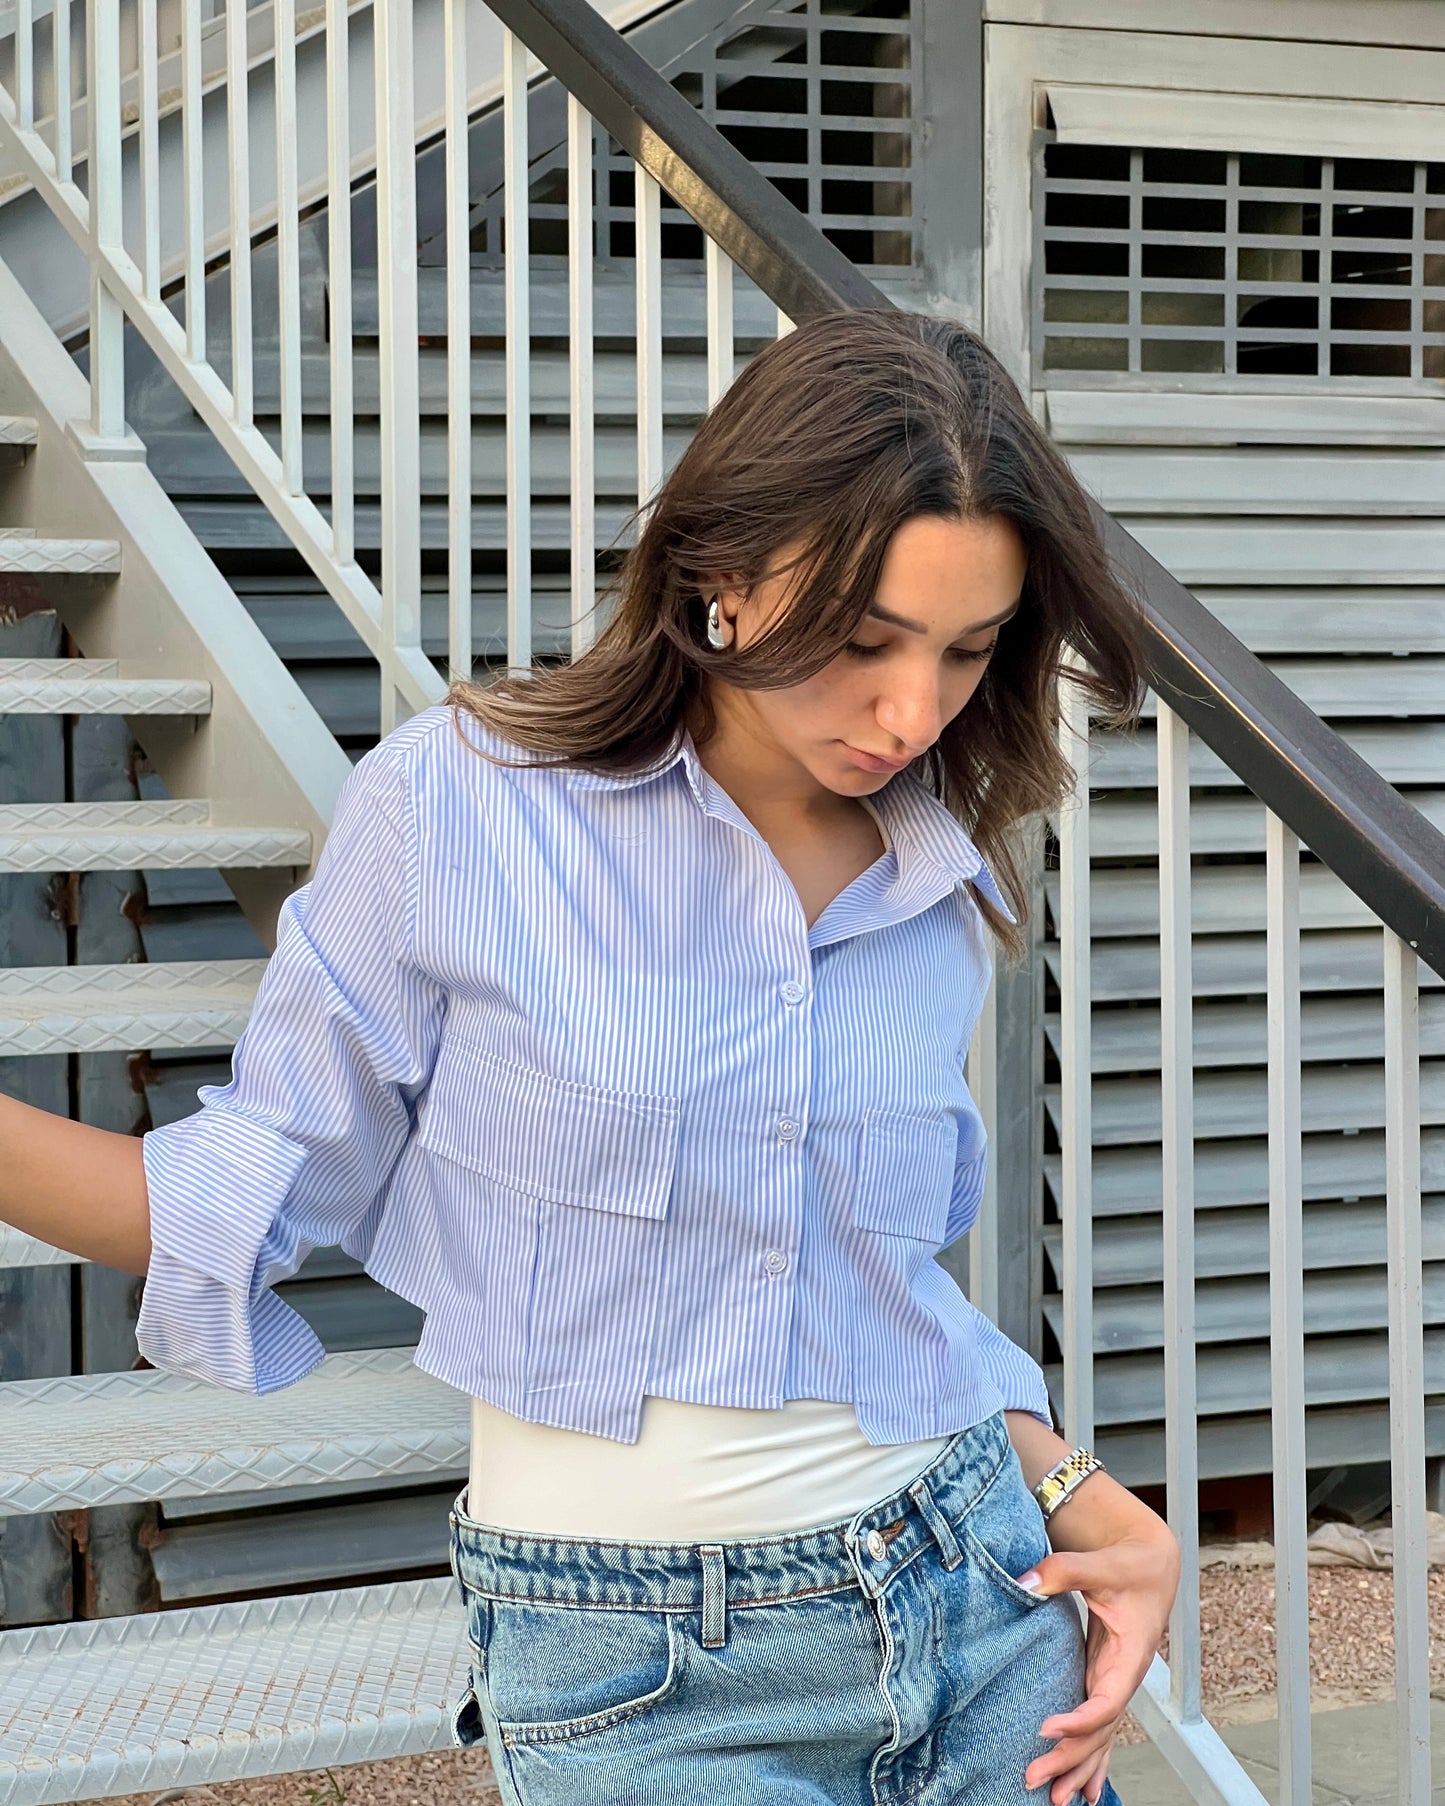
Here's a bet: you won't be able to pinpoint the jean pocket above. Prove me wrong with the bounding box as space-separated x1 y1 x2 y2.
449 1667 488 1750
484 1597 687 1748
962 1446 1053 1611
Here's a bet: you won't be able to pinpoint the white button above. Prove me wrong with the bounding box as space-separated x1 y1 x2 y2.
780 980 805 1005
764 1249 788 1274
866 1529 888 1561
777 1117 799 1141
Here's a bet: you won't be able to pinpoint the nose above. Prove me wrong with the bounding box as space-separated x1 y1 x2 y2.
875 670 944 754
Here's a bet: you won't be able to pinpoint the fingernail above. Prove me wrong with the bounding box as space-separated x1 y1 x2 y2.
1016 1569 1043 1591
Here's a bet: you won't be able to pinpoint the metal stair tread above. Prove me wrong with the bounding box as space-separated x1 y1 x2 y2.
0 415 38 445
0 660 211 715
0 800 312 872
0 1576 466 1804
0 957 265 1057
0 1347 469 1515
0 538 121 576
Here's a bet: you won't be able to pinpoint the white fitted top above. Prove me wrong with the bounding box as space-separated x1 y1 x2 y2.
467 1394 953 1540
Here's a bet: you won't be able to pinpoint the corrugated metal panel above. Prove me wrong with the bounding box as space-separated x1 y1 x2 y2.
1034 127 1445 1482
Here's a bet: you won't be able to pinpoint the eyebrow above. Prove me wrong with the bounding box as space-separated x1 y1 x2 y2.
866 600 1022 637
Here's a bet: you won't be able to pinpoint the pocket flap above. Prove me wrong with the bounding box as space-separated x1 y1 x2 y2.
418 1033 681 1220
852 1107 958 1241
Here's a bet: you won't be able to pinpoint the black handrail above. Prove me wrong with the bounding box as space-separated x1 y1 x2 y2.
488 0 1445 982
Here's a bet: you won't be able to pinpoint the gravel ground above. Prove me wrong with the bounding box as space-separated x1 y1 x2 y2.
101 1567 1445 1806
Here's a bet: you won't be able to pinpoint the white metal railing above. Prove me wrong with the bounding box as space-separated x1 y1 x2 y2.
1053 681 1435 1806
1 2 1429 1802
0 0 793 732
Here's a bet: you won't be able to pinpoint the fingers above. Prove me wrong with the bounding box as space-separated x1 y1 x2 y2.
1039 1692 1125 1740
1030 1742 1113 1806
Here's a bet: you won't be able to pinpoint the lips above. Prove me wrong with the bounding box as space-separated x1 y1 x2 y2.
841 743 912 774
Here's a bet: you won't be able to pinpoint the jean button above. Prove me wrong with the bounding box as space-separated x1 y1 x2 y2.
866 1528 888 1561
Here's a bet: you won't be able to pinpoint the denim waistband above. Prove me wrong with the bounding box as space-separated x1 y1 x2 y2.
448 1406 1015 1624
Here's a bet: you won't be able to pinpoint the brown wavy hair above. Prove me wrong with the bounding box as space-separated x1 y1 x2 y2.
448 307 1146 964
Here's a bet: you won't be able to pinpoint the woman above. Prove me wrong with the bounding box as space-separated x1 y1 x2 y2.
1 309 1178 1805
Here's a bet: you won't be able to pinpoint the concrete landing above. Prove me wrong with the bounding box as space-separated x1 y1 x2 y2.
1110 1699 1445 1806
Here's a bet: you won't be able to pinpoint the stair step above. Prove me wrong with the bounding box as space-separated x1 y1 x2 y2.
0 414 37 468
0 659 210 715
0 1577 466 1804
0 538 120 577
0 1347 468 1515
0 800 311 872
0 1226 78 1268
0 529 36 539
0 957 264 1057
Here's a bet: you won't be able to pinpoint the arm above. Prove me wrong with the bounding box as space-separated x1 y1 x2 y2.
133 735 446 1393
0 1094 151 1274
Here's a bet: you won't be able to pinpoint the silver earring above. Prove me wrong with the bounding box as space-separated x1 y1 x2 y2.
706 597 732 651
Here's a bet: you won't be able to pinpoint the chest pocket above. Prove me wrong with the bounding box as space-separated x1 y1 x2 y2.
417 1032 680 1220
852 1107 959 1246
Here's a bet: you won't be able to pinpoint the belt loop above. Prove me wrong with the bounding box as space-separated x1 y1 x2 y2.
908 1474 964 1570
699 1545 727 1648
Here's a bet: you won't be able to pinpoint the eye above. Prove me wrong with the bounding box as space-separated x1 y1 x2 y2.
950 637 999 664
841 641 887 659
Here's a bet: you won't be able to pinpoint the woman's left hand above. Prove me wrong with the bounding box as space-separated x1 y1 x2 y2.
1003 1413 1181 1806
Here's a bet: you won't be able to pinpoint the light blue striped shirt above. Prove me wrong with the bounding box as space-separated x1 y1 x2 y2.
135 702 1052 1443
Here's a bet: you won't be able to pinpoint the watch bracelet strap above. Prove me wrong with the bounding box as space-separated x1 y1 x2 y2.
1033 1447 1105 1519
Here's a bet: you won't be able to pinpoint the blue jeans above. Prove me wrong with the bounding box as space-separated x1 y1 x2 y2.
447 1407 1126 1806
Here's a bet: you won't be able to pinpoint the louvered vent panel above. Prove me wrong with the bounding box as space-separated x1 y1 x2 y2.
1031 129 1445 1487
458 0 917 276
1033 133 1445 387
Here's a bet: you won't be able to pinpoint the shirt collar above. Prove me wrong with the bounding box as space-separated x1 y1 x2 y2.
567 730 1016 925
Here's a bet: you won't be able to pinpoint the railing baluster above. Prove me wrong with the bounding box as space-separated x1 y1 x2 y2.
1057 656 1094 1447
52 0 72 182
375 0 423 725
87 0 126 442
967 974 1000 1329
635 165 663 518
445 0 472 683
180 0 204 363
16 0 33 133
227 0 253 426
568 95 596 658
1158 699 1200 1722
503 26 531 673
325 0 353 563
1267 809 1310 1805
705 235 733 409
1385 927 1429 1803
138 0 160 300
275 0 303 495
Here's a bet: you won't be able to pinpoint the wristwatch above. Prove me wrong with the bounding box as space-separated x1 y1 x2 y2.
1033 1447 1105 1520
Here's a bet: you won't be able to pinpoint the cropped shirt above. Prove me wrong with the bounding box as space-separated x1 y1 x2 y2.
134 702 1053 1445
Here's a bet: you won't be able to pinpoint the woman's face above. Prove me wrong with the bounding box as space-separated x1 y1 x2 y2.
706 513 1028 796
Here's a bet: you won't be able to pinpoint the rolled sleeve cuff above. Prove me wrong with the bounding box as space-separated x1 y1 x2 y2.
135 1108 327 1394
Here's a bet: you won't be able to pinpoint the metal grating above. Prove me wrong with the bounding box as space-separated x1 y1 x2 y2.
464 0 917 275
1032 134 1445 389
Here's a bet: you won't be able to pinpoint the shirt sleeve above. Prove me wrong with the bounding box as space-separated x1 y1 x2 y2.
134 737 446 1394
944 1141 1055 1427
